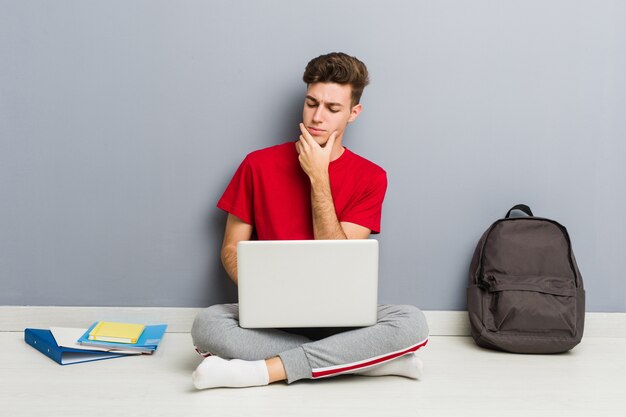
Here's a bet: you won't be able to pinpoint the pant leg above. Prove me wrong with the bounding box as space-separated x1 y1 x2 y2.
278 305 429 383
191 303 429 385
191 303 312 360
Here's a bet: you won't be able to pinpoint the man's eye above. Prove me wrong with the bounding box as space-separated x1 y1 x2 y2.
329 108 339 113
307 103 318 108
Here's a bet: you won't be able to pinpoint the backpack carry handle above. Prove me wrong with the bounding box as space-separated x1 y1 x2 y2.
505 204 534 218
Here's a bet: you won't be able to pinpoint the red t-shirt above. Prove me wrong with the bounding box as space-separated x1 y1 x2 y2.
217 141 387 240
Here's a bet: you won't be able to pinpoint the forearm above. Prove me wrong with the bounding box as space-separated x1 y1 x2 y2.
310 175 347 240
221 244 239 285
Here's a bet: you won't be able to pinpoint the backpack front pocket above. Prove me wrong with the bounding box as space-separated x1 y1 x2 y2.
481 274 577 336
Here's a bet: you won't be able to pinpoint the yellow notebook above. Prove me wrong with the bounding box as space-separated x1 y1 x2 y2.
88 322 145 344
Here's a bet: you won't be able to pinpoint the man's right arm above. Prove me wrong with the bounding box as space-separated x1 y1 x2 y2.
221 214 254 286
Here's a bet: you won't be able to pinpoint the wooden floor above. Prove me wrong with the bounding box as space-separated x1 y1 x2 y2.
2 331 624 417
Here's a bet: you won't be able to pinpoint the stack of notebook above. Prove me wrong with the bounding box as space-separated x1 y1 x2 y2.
25 321 167 365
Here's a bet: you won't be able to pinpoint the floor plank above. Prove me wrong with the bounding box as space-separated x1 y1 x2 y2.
2 332 624 417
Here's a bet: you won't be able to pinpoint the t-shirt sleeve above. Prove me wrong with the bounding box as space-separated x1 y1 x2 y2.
340 171 388 234
216 156 255 226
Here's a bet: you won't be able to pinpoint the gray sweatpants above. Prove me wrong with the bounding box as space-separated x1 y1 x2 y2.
191 304 429 383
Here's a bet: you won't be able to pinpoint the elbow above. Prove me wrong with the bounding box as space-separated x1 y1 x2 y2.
221 240 237 261
221 243 239 285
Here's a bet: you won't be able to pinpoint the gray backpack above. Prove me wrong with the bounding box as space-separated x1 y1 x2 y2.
467 204 585 353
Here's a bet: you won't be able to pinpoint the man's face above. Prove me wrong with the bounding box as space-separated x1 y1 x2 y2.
302 82 362 147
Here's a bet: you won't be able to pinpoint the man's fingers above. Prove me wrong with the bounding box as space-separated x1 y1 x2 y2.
298 135 310 152
298 122 313 148
299 123 310 138
299 123 318 147
299 123 338 153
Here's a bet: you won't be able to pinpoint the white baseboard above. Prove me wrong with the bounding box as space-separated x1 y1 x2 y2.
1 306 625 337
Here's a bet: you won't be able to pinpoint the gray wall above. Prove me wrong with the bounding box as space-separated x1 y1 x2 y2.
1 1 624 311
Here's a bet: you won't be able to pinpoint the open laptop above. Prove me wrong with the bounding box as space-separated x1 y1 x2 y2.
237 239 379 328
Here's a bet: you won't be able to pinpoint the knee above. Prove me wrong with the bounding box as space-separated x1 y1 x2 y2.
191 304 238 353
383 304 430 345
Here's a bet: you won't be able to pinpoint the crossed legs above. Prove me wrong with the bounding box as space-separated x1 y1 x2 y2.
191 304 429 389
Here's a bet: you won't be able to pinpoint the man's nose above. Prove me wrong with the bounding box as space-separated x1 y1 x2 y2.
312 106 324 122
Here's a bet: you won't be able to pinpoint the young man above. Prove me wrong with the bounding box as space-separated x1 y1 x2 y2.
191 52 429 389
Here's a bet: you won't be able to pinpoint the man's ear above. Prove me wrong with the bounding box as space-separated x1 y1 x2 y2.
347 103 362 123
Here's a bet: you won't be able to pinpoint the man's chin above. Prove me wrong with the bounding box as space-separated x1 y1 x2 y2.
314 137 329 147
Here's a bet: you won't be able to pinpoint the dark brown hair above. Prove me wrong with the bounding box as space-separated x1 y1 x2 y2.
303 52 369 107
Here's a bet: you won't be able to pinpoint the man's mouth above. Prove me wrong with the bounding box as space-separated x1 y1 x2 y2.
308 126 325 136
